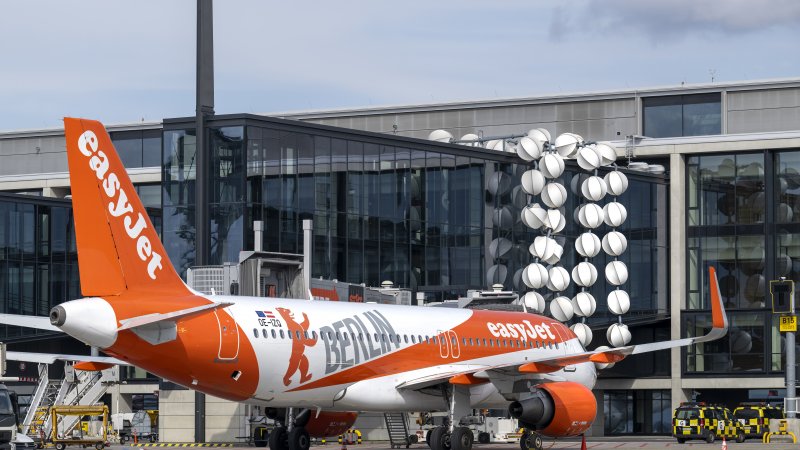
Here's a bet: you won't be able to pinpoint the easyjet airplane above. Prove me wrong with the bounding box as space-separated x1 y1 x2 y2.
0 118 728 450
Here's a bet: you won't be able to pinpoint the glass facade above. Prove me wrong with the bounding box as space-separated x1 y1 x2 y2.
0 194 80 339
686 150 800 375
604 390 671 435
162 116 668 303
110 129 162 168
643 94 721 138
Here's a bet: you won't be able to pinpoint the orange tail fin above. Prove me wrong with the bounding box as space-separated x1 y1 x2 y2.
64 118 188 297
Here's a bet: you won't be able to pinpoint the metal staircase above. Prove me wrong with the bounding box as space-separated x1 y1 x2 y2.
21 362 118 439
384 413 411 449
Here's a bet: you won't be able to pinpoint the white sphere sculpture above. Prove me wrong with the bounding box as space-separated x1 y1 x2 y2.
459 134 480 147
547 266 571 292
577 203 604 229
570 173 591 195
605 171 629 196
541 182 568 208
575 232 602 258
603 202 628 227
602 231 628 256
521 169 547 196
428 129 453 142
554 133 582 158
605 261 629 286
549 296 574 322
607 323 632 347
522 291 546 314
572 262 599 287
595 142 617 166
570 323 593 347
593 345 616 369
521 204 547 229
522 263 549 289
543 209 567 233
607 290 631 315
540 154 565 179
517 136 543 161
527 128 551 147
572 292 597 317
486 264 508 284
581 176 608 201
493 206 514 228
577 146 602 171
529 236 562 262
489 237 513 259
487 172 511 196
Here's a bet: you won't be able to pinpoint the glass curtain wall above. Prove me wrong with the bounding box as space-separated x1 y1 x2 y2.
604 390 671 435
686 151 793 374
0 195 80 339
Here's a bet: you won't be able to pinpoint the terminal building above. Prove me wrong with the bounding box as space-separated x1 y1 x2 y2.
0 78 799 436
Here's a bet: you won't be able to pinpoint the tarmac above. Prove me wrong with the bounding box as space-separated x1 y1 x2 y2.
120 437 800 450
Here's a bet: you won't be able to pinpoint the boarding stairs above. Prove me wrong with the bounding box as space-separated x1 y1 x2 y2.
384 412 411 449
21 362 117 439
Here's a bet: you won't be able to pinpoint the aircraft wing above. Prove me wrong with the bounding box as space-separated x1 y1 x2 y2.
0 314 62 332
7 351 128 365
397 266 727 390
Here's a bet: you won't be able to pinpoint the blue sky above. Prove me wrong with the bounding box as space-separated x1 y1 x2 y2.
1 0 799 131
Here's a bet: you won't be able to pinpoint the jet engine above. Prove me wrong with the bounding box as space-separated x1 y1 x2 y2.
508 381 596 437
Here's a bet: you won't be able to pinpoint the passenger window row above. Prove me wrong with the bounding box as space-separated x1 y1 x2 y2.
250 328 559 350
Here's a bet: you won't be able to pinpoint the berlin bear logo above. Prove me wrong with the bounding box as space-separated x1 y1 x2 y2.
276 307 317 385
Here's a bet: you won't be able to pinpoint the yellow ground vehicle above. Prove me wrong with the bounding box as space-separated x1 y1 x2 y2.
672 402 745 444
49 405 108 450
733 403 784 439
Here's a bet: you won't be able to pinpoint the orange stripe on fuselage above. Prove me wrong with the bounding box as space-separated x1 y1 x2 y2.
289 310 572 392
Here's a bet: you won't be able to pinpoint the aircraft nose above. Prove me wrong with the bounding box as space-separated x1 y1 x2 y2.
50 305 66 326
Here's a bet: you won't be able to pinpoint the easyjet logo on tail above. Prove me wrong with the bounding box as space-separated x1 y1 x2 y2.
77 130 163 280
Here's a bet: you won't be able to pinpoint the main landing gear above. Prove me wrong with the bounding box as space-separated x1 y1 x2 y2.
428 425 474 450
519 430 543 450
266 408 311 450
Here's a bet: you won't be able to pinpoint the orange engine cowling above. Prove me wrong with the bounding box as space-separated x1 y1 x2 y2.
304 411 359 438
508 381 596 437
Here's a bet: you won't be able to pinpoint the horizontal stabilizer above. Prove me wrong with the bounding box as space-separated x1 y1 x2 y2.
117 301 234 331
0 314 62 332
7 351 128 366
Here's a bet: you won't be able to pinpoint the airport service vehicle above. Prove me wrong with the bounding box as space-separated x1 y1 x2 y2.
672 403 744 444
0 119 729 450
733 403 784 439
49 405 108 450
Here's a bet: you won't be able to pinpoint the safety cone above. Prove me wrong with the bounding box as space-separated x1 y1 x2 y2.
581 434 587 450
721 436 727 450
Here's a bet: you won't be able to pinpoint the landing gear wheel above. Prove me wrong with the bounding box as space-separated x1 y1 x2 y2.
705 431 715 444
736 432 745 443
426 430 432 448
520 432 543 450
269 426 289 450
430 426 451 450
478 432 490 444
450 427 474 450
288 427 310 450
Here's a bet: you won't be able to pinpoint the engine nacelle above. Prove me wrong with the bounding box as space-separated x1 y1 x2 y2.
508 381 596 437
305 411 359 438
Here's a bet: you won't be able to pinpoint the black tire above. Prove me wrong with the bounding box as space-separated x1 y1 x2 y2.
478 432 490 444
736 431 745 443
55 443 66 450
149 434 157 443
520 432 542 450
705 431 715 444
288 427 310 450
426 429 432 448
120 435 129 444
430 426 451 450
95 443 105 450
269 426 289 450
676 438 686 444
450 427 474 450
254 426 269 447
408 434 419 444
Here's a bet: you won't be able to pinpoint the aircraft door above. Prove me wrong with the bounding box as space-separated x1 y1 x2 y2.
438 331 449 358
215 309 240 361
447 330 461 358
